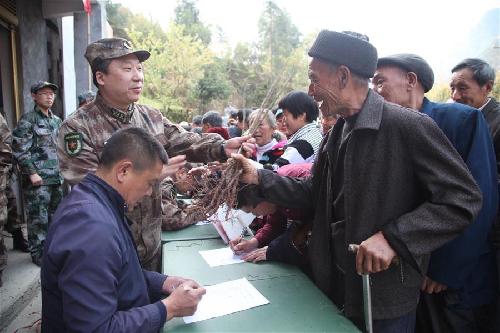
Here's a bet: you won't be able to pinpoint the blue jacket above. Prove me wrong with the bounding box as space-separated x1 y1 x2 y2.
421 98 498 307
41 173 168 332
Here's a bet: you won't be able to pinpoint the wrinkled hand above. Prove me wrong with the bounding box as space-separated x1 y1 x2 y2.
224 136 256 156
241 140 257 158
243 247 268 263
162 275 189 295
230 154 259 184
355 231 396 275
229 236 242 251
187 165 211 178
229 237 259 255
29 173 43 186
161 155 186 179
421 276 448 294
163 280 206 321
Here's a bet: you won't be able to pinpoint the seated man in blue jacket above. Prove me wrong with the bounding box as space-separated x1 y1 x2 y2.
41 127 206 332
373 54 498 332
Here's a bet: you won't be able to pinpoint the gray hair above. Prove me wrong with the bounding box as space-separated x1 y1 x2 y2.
452 58 496 86
249 109 277 129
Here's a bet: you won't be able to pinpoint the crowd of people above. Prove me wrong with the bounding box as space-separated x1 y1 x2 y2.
0 29 499 333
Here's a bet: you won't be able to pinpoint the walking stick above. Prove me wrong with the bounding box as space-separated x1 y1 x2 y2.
348 244 401 333
348 243 373 333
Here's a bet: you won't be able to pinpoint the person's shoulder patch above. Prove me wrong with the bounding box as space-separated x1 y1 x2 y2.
64 132 83 157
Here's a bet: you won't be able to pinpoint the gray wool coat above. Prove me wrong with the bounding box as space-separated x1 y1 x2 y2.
257 90 482 320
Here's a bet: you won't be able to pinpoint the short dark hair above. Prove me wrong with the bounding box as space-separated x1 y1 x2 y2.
202 111 223 127
99 128 168 171
452 58 496 86
278 91 319 123
236 184 266 209
192 115 202 126
237 109 252 124
229 110 238 119
91 58 113 88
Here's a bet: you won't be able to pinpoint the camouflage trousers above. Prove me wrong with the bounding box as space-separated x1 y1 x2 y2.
6 183 23 233
0 191 7 274
1 183 25 276
23 184 63 261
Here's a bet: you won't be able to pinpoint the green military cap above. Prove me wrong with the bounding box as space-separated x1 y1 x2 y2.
31 80 58 94
84 37 150 68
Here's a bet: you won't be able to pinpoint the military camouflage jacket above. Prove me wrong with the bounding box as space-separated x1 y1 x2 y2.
12 106 62 185
161 178 205 231
57 93 226 267
0 113 13 196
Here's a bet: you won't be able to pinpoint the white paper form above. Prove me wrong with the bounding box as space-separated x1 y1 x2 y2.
199 247 244 267
195 220 211 226
183 278 269 324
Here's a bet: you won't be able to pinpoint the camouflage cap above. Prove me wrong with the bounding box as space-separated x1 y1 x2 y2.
31 80 58 94
84 37 150 68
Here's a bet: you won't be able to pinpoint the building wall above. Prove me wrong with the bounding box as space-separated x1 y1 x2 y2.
45 18 63 117
16 0 107 117
61 15 76 117
0 23 15 128
16 0 48 115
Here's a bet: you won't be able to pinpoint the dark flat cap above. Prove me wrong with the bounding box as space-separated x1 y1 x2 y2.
31 80 58 94
377 54 434 92
308 30 378 78
85 37 150 68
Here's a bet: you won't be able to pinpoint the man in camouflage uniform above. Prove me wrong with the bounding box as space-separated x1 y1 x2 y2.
0 113 13 286
12 81 63 265
57 38 250 271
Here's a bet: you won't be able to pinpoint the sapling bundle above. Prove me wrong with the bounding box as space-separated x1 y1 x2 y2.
189 71 294 221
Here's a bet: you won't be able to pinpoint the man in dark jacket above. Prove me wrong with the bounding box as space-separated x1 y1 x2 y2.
374 54 498 332
41 128 205 332
451 58 500 332
232 30 482 332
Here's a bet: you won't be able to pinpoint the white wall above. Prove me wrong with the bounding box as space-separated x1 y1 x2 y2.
62 15 77 117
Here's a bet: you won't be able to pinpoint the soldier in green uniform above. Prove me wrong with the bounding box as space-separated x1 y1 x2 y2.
57 38 251 271
0 112 13 286
12 81 63 265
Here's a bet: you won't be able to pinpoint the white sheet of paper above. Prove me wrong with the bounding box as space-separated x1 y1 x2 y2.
183 278 269 324
195 220 211 226
199 247 244 267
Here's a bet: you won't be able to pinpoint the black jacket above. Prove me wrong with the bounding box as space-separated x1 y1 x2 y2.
257 90 481 319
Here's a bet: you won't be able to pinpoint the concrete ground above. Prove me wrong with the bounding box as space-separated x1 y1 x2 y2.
0 236 41 333
3 292 41 333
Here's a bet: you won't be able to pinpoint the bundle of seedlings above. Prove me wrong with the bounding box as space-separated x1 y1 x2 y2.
188 73 293 221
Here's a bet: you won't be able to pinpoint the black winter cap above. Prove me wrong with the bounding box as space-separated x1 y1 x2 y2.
308 30 378 78
377 53 435 93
